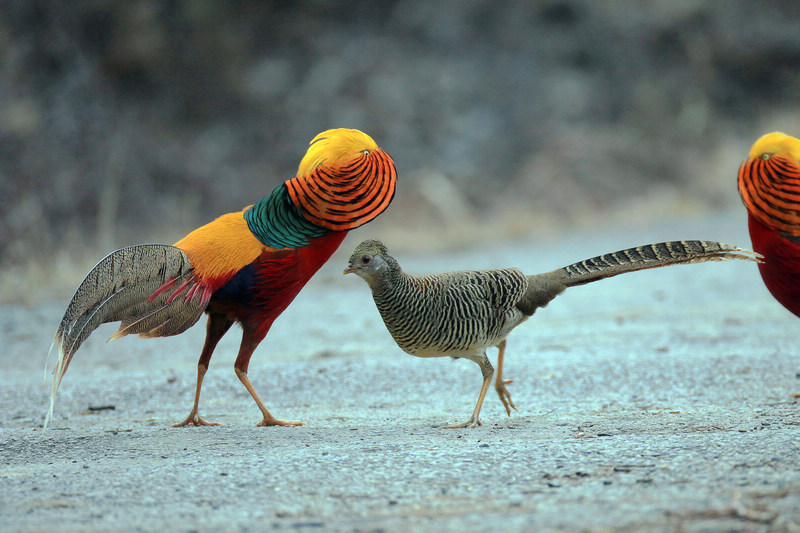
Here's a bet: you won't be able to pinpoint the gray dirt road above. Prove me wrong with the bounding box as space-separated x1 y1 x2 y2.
2 210 800 532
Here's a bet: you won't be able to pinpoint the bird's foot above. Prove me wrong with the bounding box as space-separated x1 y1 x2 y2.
495 379 518 416
441 416 482 429
256 416 306 427
170 412 222 427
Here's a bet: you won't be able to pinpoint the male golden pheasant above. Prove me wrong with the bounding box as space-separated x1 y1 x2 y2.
346 239 759 428
738 131 800 318
45 128 396 428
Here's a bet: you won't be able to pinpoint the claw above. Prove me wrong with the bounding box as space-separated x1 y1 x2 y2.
171 412 222 427
496 379 518 416
256 417 306 427
442 416 482 429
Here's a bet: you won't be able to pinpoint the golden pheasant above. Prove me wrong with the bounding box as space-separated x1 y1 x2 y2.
345 239 759 428
45 129 396 428
738 131 800 318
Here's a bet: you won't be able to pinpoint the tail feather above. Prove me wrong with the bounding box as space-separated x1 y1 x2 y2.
44 244 204 428
112 297 207 340
560 241 761 287
515 241 761 316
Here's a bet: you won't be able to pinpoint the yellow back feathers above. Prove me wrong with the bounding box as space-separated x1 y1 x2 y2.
173 209 265 282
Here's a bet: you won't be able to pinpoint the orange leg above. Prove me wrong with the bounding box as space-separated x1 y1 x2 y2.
494 339 518 416
171 313 232 427
443 354 493 429
171 364 221 427
235 323 305 427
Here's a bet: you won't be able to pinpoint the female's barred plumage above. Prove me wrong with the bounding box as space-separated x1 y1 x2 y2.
371 268 528 358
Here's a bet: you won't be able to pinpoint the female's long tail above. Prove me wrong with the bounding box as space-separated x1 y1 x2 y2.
515 241 761 316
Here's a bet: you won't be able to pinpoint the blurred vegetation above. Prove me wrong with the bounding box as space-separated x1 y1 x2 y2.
1 0 800 301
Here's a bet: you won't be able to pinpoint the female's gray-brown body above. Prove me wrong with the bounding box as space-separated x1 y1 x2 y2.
345 239 759 428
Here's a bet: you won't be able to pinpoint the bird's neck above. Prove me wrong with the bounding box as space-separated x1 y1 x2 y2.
365 265 398 290
244 183 327 248
370 269 433 327
368 268 417 339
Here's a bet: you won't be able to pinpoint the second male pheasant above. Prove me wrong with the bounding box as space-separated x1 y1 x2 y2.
738 131 800 318
345 239 759 428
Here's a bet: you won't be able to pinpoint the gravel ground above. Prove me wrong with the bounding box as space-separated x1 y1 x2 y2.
2 210 800 532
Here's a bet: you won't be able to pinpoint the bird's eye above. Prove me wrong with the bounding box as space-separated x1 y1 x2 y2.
762 153 771 161
361 255 371 265
362 150 370 156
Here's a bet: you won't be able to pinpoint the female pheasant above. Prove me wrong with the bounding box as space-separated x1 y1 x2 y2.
345 239 759 428
46 128 396 428
738 131 800 318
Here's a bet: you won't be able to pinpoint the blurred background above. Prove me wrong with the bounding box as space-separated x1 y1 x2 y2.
1 0 799 303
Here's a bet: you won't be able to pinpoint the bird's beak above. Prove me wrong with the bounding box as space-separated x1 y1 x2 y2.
343 264 356 275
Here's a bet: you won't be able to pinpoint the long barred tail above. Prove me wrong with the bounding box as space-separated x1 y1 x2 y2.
560 241 762 288
44 244 206 428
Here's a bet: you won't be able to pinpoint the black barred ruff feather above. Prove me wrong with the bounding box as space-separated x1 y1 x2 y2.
739 152 800 238
287 129 397 231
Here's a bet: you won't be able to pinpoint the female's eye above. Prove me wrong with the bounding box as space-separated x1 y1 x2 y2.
361 255 371 265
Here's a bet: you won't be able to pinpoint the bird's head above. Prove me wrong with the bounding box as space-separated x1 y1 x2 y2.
287 128 397 232
296 129 379 175
343 239 393 281
747 131 800 162
739 131 800 236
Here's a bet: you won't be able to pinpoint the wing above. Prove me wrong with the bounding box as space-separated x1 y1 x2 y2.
430 268 529 353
